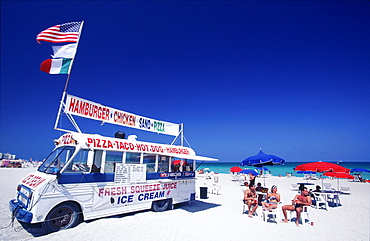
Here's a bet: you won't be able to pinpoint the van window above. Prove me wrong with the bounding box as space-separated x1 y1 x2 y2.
125 152 141 164
92 150 103 172
143 154 156 172
157 155 170 172
64 149 90 173
105 151 123 173
38 146 76 174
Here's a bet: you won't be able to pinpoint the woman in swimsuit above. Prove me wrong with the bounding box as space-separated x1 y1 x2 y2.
262 185 281 211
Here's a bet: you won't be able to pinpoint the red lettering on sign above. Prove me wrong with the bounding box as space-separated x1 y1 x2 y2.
21 174 46 188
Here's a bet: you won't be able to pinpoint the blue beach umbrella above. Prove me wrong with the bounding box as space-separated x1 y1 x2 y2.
350 168 370 173
256 167 269 171
240 150 285 187
240 150 285 167
240 169 259 176
296 171 316 174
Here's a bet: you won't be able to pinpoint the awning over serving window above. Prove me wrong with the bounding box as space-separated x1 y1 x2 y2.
166 153 218 161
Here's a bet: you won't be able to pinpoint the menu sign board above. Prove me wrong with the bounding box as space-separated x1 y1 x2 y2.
114 164 147 184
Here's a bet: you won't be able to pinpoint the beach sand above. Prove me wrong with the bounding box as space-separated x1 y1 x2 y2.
0 168 369 241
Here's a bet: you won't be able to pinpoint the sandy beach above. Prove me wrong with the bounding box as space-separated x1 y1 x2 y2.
1 167 369 241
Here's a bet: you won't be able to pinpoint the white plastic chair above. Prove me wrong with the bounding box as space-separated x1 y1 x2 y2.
211 183 221 195
314 193 329 211
242 191 258 216
327 194 341 207
262 204 281 224
289 206 311 225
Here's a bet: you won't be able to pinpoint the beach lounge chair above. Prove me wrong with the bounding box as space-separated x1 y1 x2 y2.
313 193 329 211
310 174 318 180
290 183 299 191
340 185 351 195
352 174 360 182
323 183 336 192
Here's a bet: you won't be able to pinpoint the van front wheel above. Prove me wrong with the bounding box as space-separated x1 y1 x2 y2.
42 203 81 233
152 199 171 212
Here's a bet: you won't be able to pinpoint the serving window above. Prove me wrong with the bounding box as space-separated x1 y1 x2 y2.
105 151 123 173
143 154 156 172
125 152 141 164
157 155 170 172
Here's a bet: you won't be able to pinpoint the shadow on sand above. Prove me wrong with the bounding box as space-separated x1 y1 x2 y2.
176 200 221 213
17 199 220 237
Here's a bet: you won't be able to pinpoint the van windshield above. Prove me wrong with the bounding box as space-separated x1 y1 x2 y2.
38 146 76 174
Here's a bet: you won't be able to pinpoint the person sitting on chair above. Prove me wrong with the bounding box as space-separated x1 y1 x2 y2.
262 185 281 211
244 184 258 217
281 187 312 226
242 181 249 193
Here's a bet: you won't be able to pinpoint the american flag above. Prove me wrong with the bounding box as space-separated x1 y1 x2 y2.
36 21 82 44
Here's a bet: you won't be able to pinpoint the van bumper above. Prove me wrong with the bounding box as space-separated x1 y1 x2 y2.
9 199 33 223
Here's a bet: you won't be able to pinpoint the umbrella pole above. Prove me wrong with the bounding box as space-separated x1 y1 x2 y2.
337 178 339 191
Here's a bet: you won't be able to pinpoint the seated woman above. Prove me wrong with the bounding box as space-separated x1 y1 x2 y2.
262 185 281 211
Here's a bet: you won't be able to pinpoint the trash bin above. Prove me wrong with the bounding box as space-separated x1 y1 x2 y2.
200 187 208 199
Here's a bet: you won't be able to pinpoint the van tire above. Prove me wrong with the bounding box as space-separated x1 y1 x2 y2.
42 202 81 233
152 199 171 212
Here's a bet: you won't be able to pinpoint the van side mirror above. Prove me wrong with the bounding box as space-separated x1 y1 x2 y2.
56 171 61 180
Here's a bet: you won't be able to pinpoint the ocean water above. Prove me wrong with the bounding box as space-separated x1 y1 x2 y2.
196 161 370 180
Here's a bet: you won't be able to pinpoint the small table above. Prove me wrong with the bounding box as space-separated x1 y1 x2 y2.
297 182 315 186
256 191 267 197
317 191 341 206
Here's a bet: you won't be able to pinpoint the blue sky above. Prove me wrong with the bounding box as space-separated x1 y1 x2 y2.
1 1 369 162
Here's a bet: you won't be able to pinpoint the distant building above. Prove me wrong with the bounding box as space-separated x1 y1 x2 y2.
0 152 16 160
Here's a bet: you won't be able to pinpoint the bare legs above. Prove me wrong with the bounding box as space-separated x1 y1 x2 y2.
281 205 301 226
247 200 258 217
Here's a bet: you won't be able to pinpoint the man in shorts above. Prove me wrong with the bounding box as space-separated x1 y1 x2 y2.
281 187 312 226
244 184 258 217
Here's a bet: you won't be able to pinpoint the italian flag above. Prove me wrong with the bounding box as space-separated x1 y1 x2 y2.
40 58 73 74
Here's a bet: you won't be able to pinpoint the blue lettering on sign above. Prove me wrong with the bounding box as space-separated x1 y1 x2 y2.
138 191 165 201
117 195 134 204
139 118 151 130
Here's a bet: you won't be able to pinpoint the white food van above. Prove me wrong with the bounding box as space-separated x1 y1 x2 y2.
10 131 215 233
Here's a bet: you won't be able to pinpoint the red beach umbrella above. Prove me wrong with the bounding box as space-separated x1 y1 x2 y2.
230 166 243 172
323 172 354 179
294 161 350 173
323 172 354 190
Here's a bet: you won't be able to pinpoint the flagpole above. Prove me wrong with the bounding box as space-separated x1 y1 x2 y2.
55 21 84 131
63 20 84 92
